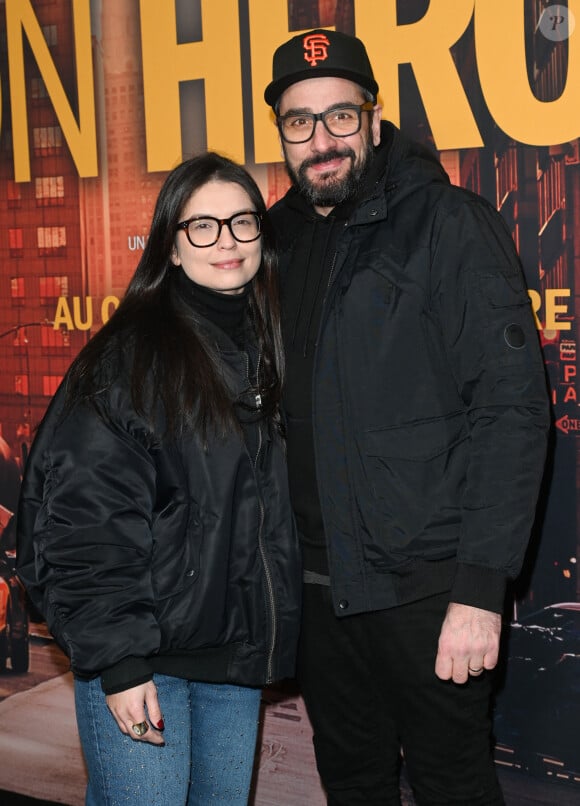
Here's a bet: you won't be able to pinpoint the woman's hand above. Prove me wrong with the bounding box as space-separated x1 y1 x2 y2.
106 680 165 745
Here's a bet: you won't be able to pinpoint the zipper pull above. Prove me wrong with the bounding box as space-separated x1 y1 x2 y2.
255 393 262 408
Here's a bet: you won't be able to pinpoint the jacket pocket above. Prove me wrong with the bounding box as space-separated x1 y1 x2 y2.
151 500 203 600
480 270 530 309
360 411 469 555
476 272 538 367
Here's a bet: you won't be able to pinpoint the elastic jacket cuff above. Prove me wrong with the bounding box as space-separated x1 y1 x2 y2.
100 656 154 695
450 563 507 614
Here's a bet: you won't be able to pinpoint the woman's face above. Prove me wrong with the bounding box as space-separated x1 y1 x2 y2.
171 179 262 295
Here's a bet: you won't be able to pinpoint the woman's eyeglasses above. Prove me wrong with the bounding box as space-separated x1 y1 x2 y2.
176 211 262 248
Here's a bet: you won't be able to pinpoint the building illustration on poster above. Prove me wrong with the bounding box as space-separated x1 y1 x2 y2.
1 0 580 803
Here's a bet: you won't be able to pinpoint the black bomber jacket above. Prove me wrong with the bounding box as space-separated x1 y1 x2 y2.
269 122 550 617
16 314 301 693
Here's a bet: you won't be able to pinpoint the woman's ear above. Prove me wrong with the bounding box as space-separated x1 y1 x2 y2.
170 244 181 266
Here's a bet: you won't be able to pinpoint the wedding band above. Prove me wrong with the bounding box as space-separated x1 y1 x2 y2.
468 666 483 674
131 721 149 737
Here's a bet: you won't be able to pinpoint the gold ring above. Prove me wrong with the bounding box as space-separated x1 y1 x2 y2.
468 667 484 674
131 721 149 737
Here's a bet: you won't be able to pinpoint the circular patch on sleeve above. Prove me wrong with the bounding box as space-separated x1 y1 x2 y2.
504 323 526 349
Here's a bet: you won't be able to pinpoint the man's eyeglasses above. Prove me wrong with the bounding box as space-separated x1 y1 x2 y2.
277 102 375 144
176 211 262 248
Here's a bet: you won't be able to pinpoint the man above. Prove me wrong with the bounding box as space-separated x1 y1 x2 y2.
264 28 550 805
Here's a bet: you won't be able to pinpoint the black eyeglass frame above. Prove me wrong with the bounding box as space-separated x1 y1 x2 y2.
176 211 263 248
276 102 375 144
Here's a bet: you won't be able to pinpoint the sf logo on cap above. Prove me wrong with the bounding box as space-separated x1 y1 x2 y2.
303 33 330 67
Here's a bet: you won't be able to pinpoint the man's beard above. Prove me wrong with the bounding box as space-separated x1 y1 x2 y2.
285 136 375 209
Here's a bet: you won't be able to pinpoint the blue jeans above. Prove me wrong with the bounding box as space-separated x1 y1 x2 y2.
74 674 261 805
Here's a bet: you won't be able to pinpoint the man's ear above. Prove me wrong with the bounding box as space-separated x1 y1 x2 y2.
371 104 383 147
278 130 286 160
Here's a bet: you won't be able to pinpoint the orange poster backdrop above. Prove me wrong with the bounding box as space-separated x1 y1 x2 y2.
1 1 580 804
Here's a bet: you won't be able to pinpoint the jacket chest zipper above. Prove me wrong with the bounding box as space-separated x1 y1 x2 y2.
321 223 349 324
253 348 263 410
326 249 339 292
243 350 263 468
243 350 275 680
325 219 351 292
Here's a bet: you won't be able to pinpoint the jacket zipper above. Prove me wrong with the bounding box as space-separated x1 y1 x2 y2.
326 248 339 291
244 348 275 681
254 350 263 464
243 349 263 467
257 497 276 683
325 220 349 295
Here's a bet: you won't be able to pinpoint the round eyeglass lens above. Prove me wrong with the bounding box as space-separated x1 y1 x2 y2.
230 213 260 242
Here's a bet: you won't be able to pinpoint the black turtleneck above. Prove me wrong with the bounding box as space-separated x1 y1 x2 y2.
173 266 251 347
172 267 263 462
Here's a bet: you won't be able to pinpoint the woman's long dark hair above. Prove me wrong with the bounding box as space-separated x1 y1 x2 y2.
64 152 283 438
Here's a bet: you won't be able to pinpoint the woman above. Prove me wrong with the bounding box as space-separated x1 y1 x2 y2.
17 153 301 805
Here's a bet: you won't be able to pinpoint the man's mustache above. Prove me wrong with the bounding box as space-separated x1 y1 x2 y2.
301 148 356 171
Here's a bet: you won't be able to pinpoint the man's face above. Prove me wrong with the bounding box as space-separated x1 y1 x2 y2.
277 76 382 215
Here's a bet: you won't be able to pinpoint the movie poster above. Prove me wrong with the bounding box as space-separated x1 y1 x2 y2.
0 1 579 803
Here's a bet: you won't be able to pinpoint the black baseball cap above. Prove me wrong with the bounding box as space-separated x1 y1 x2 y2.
264 28 379 108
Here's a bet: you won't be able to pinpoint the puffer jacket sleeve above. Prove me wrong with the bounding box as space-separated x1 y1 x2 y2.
16 383 161 680
431 196 551 612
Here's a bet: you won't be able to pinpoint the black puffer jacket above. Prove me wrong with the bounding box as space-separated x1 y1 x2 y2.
270 122 550 617
16 315 301 692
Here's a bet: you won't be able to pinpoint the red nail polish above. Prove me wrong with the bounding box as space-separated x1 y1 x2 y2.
156 718 165 731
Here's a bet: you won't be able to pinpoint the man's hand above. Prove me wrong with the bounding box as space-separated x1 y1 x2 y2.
435 602 502 684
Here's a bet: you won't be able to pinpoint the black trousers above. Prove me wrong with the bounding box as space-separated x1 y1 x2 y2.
296 584 504 806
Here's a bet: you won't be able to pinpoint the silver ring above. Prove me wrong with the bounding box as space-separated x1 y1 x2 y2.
131 721 149 737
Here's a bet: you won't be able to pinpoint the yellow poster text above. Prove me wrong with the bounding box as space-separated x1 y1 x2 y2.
2 0 579 177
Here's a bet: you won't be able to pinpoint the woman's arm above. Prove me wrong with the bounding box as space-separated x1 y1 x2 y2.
17 387 162 684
